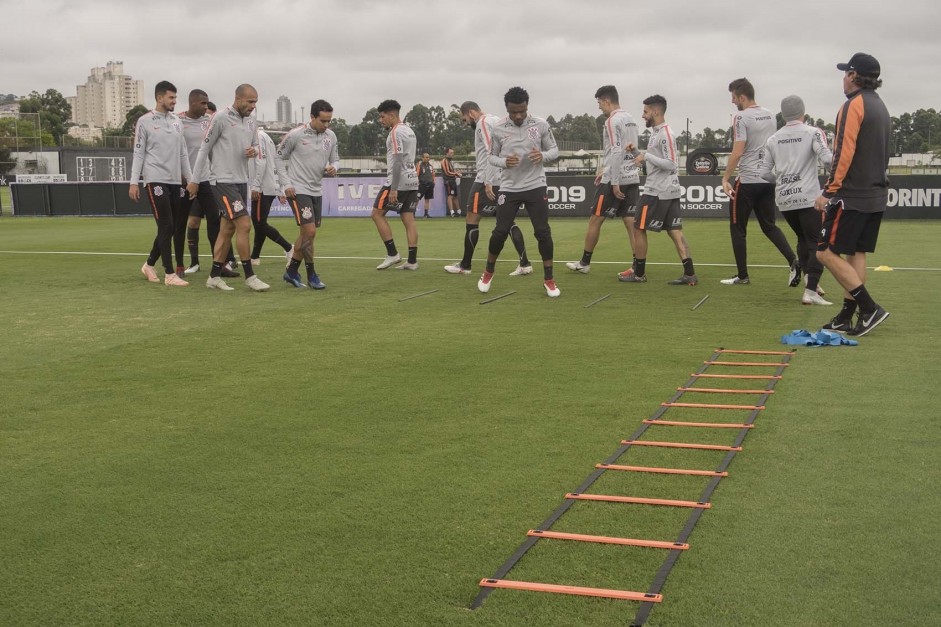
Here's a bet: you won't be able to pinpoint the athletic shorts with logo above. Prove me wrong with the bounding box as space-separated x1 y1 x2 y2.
212 183 250 220
635 194 682 232
290 194 323 227
373 186 419 214
183 181 217 218
819 199 884 255
444 179 458 197
592 183 639 217
466 182 499 215
418 182 435 200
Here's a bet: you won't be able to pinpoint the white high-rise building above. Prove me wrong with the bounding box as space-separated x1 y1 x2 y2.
276 95 292 124
69 62 146 130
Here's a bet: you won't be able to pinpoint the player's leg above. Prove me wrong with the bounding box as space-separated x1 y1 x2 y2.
399 191 419 270
726 181 750 282
372 187 401 269
754 184 797 273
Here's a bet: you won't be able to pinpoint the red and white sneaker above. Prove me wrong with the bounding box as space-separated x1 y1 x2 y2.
141 263 159 283
617 267 635 280
164 273 189 287
544 279 561 298
478 271 493 293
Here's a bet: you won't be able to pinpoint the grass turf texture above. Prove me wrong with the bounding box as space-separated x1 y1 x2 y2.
1 216 939 626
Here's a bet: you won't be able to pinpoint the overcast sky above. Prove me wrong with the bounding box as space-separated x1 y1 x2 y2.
2 0 937 135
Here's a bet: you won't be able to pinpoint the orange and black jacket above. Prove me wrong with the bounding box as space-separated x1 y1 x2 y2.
823 88 891 200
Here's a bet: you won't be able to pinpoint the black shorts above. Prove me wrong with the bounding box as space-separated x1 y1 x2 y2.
184 181 216 218
819 200 884 255
466 182 498 215
635 195 682 232
374 186 419 214
289 194 323 227
212 183 250 220
444 179 458 196
592 183 639 218
418 182 435 200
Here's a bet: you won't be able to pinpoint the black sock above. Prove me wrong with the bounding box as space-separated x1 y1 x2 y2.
384 239 398 256
210 261 223 278
636 258 647 277
288 258 302 273
632 256 638 271
682 257 695 276
407 247 417 264
543 265 553 281
461 225 478 269
241 259 255 279
849 285 876 313
485 260 496 274
839 298 858 320
305 262 315 277
187 228 200 265
580 250 593 265
806 272 821 292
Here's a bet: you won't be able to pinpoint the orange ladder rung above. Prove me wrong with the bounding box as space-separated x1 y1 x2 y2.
704 361 788 367
678 387 772 394
716 349 793 356
527 529 689 550
661 402 765 410
622 439 742 452
479 578 663 603
596 463 728 477
566 492 711 509
643 419 753 429
692 373 782 380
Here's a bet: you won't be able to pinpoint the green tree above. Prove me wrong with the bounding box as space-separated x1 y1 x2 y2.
347 108 385 156
404 104 435 153
433 105 472 155
121 105 150 136
17 89 71 143
0 93 16 105
0 117 55 150
328 117 351 155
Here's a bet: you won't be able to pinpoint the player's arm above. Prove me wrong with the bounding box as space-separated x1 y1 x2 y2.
722 114 746 197
325 131 340 176
758 137 775 184
189 115 221 196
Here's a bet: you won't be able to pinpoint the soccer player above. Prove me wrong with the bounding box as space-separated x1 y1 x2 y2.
187 83 269 291
759 95 834 306
618 95 698 286
478 86 560 297
278 99 340 289
443 101 532 276
179 90 237 277
567 85 639 275
417 152 435 218
720 78 797 285
248 126 294 265
372 99 420 270
814 53 891 336
441 147 461 217
130 80 192 287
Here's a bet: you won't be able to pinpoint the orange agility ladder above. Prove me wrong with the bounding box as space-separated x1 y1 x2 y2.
471 348 795 626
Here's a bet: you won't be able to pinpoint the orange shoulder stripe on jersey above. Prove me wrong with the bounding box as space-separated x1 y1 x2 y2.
663 125 676 162
826 96 865 195
389 125 400 154
605 115 616 146
480 115 493 149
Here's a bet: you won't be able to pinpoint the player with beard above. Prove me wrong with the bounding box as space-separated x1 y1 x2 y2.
618 94 698 286
443 101 532 276
187 83 268 291
130 80 192 286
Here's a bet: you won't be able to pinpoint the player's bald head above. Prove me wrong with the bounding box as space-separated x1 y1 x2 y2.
235 83 257 98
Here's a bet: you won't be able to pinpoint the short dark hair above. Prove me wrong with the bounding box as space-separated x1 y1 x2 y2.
310 99 333 119
207 102 217 112
594 85 619 103
642 94 667 113
189 89 208 100
460 101 480 114
377 99 401 114
504 86 529 105
728 78 755 100
155 81 176 98
852 74 883 90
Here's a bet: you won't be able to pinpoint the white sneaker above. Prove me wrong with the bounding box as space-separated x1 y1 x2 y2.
802 289 833 306
206 276 234 291
376 254 402 270
183 264 200 275
245 275 270 291
141 263 159 283
565 261 590 274
509 264 533 276
285 246 294 263
805 275 826 296
544 279 561 297
398 262 419 270
251 258 261 266
444 263 471 274
478 271 493 293
720 276 750 285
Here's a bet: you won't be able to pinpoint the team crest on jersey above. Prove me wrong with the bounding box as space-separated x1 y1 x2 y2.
322 138 331 151
233 200 244 213
153 186 164 197
527 127 539 142
497 194 506 205
302 207 313 220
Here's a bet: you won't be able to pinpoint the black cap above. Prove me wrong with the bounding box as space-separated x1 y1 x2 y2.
836 53 880 78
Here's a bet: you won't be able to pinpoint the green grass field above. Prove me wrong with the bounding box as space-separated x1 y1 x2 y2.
1 215 939 626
